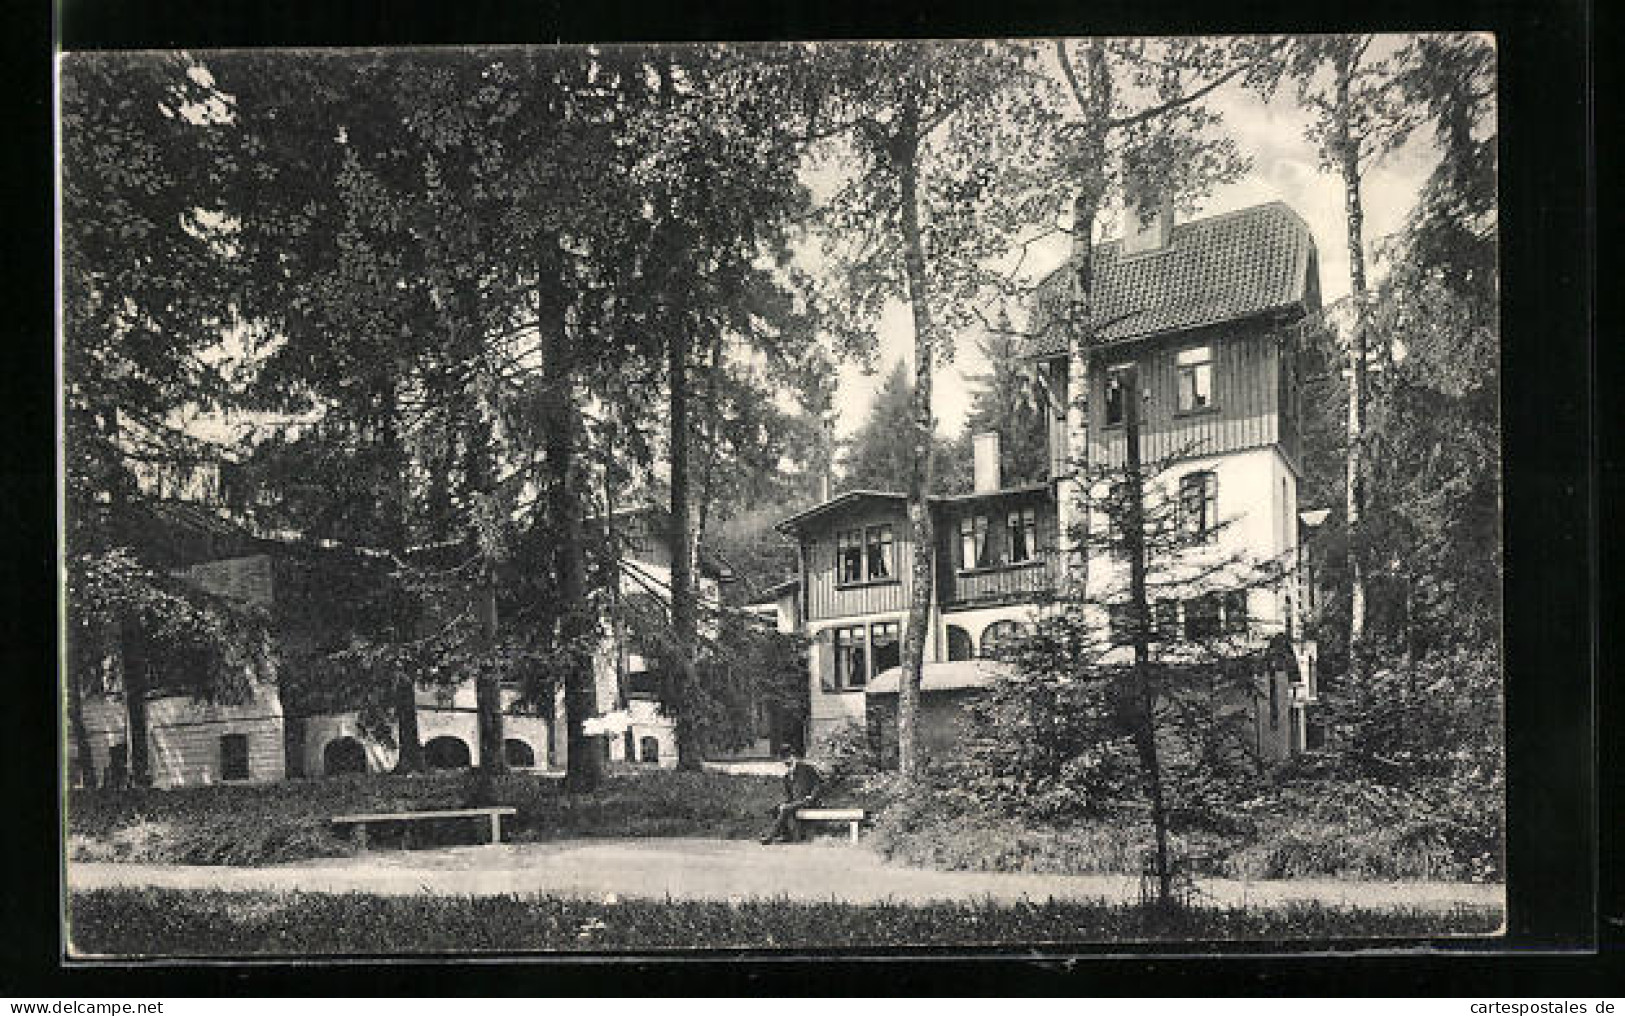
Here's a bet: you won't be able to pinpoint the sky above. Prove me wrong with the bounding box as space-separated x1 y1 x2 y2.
827 42 1446 444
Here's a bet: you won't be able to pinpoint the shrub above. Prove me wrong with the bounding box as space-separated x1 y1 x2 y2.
67 769 795 865
807 720 879 788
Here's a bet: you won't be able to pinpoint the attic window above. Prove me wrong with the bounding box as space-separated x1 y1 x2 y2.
1177 345 1214 413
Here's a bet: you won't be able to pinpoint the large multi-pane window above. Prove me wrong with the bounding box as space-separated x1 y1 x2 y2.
1179 471 1218 542
865 525 894 580
837 529 864 583
838 525 895 585
980 619 1026 657
1176 345 1214 413
958 515 991 570
870 621 900 675
1007 508 1038 564
834 625 867 689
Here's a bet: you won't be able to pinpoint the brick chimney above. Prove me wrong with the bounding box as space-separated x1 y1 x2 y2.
973 432 1002 493
1121 191 1174 256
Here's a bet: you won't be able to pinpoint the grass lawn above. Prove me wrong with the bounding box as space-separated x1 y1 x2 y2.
67 770 792 865
66 887 1504 956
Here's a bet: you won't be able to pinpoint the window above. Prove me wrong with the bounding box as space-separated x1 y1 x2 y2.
1184 593 1222 639
1223 590 1249 636
834 625 867 689
838 525 896 585
640 736 661 764
1007 508 1038 564
1104 365 1131 426
1176 345 1214 413
220 734 249 782
1268 674 1281 731
870 621 901 675
946 625 974 661
980 620 1026 657
1179 471 1218 542
958 515 992 570
865 525 894 580
1107 603 1135 645
1152 600 1180 642
837 529 863 583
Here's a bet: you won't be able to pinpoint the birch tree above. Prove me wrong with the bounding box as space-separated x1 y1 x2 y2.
1266 35 1420 676
811 40 1052 777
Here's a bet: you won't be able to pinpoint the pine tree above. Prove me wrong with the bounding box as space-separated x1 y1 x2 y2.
959 319 1049 488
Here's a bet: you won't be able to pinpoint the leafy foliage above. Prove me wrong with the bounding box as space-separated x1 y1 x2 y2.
65 548 272 707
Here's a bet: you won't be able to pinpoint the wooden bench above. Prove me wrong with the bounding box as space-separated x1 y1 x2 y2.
331 807 517 849
793 807 868 843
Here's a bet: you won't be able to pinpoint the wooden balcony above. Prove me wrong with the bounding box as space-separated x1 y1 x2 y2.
942 549 1060 608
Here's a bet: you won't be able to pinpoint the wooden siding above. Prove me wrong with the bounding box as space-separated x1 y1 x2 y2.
1087 327 1283 468
802 505 914 622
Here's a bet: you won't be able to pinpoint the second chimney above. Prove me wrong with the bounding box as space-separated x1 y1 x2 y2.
973 432 1002 493
1121 192 1174 256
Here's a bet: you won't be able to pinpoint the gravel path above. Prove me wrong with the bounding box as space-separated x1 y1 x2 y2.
67 838 1504 912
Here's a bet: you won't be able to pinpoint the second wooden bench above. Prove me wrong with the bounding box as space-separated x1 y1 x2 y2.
331 806 517 849
793 807 868 843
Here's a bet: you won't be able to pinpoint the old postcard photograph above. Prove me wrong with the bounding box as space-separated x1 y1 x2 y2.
58 35 1505 958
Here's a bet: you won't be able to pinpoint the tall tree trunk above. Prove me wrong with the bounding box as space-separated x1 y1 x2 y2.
1123 364 1172 906
1062 185 1101 592
1333 51 1371 677
65 633 97 788
895 99 935 781
461 392 507 795
1054 40 1112 597
119 622 151 788
541 287 602 794
668 298 704 771
381 393 425 775
473 566 506 792
392 671 424 773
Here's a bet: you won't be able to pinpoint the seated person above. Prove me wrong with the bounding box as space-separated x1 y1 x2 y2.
760 747 822 844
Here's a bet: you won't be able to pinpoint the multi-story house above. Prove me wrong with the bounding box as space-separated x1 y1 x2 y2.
775 199 1326 763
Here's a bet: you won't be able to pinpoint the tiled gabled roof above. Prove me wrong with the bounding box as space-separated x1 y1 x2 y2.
1030 201 1319 358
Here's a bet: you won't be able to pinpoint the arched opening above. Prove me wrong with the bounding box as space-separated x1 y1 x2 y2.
639 736 660 765
503 738 536 768
323 736 368 776
946 625 974 662
979 620 1027 658
424 735 472 770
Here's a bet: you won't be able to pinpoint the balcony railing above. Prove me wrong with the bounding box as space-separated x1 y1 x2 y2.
943 549 1060 607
